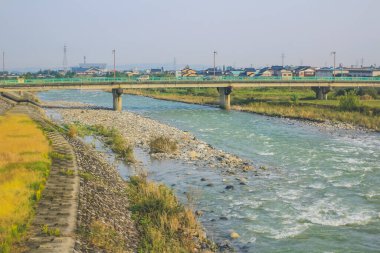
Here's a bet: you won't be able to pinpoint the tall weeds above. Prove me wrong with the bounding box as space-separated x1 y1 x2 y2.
127 176 210 252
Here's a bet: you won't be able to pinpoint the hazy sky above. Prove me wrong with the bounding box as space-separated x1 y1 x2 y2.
1 0 379 70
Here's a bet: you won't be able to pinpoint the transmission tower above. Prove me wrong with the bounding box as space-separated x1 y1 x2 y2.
63 44 68 72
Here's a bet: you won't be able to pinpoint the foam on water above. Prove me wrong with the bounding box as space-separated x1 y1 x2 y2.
38 90 380 252
298 198 376 226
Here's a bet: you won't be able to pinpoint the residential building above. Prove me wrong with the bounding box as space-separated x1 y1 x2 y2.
271 66 284 77
203 68 223 76
315 67 333 77
346 68 380 77
281 69 293 79
293 66 315 77
257 67 273 77
243 68 256 77
181 66 197 77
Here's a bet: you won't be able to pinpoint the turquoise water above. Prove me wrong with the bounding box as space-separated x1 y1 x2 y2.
39 90 380 252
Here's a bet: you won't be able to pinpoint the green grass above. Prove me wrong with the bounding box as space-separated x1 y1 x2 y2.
41 224 60 237
64 123 135 163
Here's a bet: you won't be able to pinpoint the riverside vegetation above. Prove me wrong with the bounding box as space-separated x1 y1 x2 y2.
124 87 380 131
64 122 214 252
0 114 51 252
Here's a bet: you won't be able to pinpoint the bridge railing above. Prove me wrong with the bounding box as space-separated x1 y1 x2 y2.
1 76 380 86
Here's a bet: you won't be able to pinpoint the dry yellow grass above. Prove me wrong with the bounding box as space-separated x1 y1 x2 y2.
0 113 51 252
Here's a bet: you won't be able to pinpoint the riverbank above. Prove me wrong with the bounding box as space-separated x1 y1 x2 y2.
44 101 254 173
41 101 220 252
122 88 380 132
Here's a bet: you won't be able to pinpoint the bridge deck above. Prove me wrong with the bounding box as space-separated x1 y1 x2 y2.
1 77 380 91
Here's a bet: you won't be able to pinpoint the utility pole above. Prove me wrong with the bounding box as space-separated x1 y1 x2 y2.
84 56 86 64
112 49 116 78
63 44 68 73
331 51 336 78
361 57 364 68
213 51 217 77
2 51 4 74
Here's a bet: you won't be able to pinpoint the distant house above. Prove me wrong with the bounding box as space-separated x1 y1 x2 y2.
181 66 197 77
315 67 333 77
243 68 256 77
271 66 284 77
257 67 273 77
346 68 380 77
79 63 107 69
333 68 349 77
72 63 107 76
147 68 164 74
204 68 223 76
294 66 315 77
281 69 293 79
230 70 244 76
72 67 103 76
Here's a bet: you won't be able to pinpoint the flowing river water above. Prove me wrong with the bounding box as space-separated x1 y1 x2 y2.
39 90 380 252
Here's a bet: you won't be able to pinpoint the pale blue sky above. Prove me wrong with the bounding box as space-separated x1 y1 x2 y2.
0 0 379 70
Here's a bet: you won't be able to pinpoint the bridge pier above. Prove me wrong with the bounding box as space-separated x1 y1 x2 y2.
218 87 232 110
112 88 123 111
312 87 330 100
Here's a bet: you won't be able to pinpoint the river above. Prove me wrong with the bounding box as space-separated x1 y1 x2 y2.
39 90 380 252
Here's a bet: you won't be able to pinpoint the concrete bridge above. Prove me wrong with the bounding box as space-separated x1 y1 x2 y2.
1 76 380 111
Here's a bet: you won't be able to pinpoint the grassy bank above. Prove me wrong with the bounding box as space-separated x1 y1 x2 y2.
124 87 380 131
128 175 211 252
66 123 135 163
0 114 51 252
66 122 213 252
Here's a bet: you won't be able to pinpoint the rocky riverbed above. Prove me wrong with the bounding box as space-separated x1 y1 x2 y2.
67 136 139 252
44 101 255 174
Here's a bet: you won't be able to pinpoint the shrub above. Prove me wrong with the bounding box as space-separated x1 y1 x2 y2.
149 136 178 154
339 91 361 111
127 176 210 252
290 94 299 105
67 125 78 138
41 224 60 237
88 221 125 252
360 94 373 101
93 126 135 163
357 87 378 99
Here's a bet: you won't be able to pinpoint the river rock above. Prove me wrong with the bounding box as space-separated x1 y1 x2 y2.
230 232 240 239
225 185 234 190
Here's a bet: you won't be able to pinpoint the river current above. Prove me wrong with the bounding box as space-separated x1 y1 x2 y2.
39 90 380 252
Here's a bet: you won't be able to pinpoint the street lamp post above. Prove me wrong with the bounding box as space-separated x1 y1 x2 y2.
112 49 116 78
213 51 217 77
